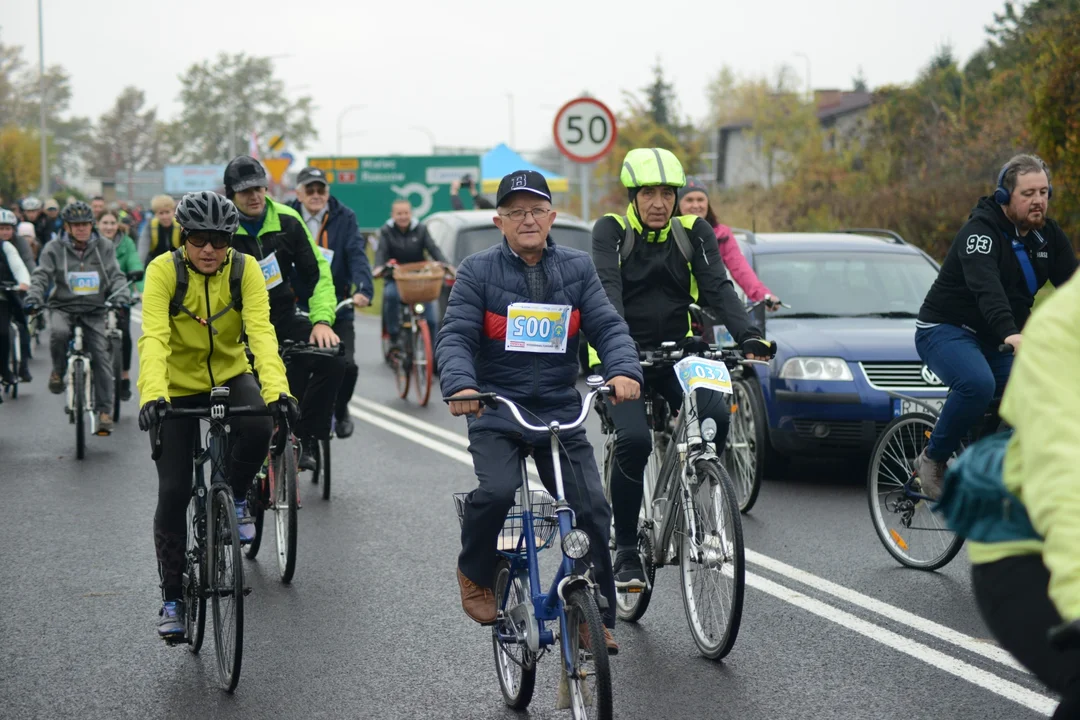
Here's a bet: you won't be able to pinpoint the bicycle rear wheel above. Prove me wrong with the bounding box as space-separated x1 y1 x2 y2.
273 438 299 583
725 378 765 513
411 318 433 406
601 434 657 622
320 438 331 500
210 489 244 692
492 559 536 710
867 413 964 570
185 497 207 653
73 362 86 460
679 459 744 660
111 341 123 421
562 588 613 720
393 328 411 399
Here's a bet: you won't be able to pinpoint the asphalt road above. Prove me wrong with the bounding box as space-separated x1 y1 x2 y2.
0 311 1060 719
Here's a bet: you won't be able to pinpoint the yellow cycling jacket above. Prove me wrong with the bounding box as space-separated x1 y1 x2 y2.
968 273 1080 622
137 248 292 405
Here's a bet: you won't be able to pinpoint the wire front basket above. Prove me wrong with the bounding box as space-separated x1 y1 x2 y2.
453 490 559 553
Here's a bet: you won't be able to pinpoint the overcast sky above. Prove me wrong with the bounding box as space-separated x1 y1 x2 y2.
5 0 1004 162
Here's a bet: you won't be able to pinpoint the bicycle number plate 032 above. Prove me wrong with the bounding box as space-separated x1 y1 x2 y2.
675 356 733 396
259 252 284 290
505 303 572 354
67 271 101 295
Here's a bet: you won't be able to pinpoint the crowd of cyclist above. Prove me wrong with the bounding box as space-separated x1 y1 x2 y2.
3 144 1077 715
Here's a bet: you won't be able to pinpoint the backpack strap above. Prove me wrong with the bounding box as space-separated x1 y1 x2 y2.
229 251 245 313
619 215 634 262
168 249 189 317
669 219 697 264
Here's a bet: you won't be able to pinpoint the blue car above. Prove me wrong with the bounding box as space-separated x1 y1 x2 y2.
723 230 947 470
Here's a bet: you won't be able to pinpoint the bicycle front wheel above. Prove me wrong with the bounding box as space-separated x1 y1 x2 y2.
111 341 123 421
210 489 244 692
492 559 536 710
867 413 964 570
274 439 299 583
679 459 744 660
411 318 433 406
73 362 86 460
725 378 765 513
562 588 613 720
320 438 332 500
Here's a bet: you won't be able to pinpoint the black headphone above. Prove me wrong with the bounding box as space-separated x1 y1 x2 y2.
994 158 1053 204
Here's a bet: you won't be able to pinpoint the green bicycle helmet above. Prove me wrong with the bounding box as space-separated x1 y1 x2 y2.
620 148 687 190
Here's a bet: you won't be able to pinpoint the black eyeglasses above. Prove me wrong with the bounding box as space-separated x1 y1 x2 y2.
185 232 231 249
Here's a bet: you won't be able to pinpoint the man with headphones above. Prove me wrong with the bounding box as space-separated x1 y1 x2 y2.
914 153 1077 499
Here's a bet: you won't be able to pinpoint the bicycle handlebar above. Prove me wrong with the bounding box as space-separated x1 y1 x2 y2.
279 339 345 359
295 299 358 319
637 343 769 369
151 395 286 461
443 385 611 434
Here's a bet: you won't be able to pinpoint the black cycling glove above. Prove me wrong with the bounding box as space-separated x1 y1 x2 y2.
269 394 300 428
138 398 170 432
741 337 776 358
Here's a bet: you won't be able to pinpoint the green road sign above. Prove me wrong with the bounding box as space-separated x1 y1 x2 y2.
308 155 481 231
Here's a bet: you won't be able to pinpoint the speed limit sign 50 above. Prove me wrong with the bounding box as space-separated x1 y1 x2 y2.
553 98 618 163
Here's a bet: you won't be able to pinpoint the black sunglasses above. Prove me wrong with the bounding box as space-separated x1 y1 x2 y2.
184 232 231 249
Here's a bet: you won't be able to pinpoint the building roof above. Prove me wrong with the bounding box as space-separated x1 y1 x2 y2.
719 91 873 132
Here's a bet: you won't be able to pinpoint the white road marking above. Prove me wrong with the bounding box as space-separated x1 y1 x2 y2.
347 394 1055 713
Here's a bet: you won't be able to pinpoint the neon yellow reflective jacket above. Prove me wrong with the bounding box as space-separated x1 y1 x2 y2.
137 248 292 405
967 273 1080 622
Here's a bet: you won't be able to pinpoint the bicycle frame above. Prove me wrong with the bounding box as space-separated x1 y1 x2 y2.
458 380 609 671
65 324 93 419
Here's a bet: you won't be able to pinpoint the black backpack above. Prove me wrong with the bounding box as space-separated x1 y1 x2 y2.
169 249 246 333
615 214 696 263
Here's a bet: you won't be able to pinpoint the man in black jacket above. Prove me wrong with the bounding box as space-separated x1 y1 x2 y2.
592 148 773 589
289 167 374 439
914 153 1077 498
374 198 448 346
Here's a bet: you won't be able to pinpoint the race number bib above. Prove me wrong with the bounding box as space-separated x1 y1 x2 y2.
67 271 101 295
318 247 335 265
258 252 283 290
674 356 733 396
505 303 572 354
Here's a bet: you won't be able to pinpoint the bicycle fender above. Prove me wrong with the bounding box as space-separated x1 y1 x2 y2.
556 574 592 605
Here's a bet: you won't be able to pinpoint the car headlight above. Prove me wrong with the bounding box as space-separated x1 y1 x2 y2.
779 357 853 381
561 528 591 560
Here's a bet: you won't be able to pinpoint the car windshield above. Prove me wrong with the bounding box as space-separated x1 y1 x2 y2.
755 251 939 318
453 225 592 263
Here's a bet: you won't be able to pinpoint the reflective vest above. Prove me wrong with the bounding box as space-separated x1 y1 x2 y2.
147 218 183 260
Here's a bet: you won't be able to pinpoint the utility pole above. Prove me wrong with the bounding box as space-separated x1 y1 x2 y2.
37 0 48 198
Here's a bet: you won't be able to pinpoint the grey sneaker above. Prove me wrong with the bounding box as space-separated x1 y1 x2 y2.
915 450 947 500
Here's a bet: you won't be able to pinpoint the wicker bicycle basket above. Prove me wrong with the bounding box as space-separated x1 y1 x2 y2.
394 261 445 304
453 490 559 553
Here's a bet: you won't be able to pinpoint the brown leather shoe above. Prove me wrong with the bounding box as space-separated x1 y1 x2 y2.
579 624 619 656
457 568 496 625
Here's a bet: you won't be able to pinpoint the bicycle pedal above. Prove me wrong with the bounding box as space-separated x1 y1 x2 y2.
162 635 187 647
243 586 252 596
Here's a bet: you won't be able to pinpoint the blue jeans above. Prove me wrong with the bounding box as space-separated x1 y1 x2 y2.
914 323 1013 462
382 280 438 339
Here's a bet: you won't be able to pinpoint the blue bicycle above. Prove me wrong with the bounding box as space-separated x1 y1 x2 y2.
449 376 613 720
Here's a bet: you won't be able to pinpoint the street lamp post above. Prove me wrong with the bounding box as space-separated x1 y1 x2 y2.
337 105 366 156
37 0 47 198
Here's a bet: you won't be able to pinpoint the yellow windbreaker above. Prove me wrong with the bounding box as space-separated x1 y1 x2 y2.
137 248 291 405
968 273 1080 622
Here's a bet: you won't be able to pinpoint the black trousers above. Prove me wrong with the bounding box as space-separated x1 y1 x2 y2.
972 555 1080 719
0 296 31 377
152 374 272 599
605 365 730 549
276 314 346 441
120 308 132 372
333 316 357 423
458 429 617 628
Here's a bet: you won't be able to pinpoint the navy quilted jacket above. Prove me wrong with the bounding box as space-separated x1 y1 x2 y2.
436 236 642 436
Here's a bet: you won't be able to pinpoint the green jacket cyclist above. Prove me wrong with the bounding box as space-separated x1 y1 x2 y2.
591 148 773 588
223 155 346 471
